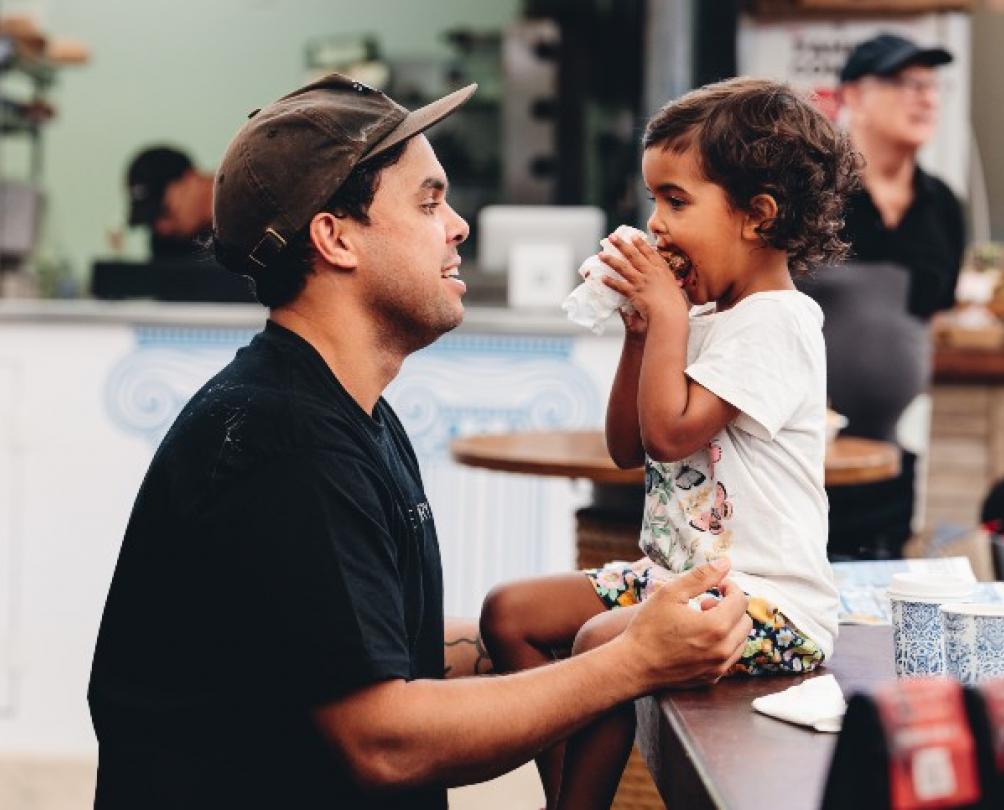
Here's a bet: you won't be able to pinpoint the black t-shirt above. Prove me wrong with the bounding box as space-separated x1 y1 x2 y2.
89 321 446 810
839 165 964 319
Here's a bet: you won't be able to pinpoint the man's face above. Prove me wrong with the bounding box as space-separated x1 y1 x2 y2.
153 171 207 238
349 135 470 350
844 64 941 151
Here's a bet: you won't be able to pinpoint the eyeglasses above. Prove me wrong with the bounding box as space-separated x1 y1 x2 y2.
871 75 943 96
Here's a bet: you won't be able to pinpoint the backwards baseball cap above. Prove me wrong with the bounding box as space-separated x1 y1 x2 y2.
839 33 952 84
213 72 476 272
126 146 193 227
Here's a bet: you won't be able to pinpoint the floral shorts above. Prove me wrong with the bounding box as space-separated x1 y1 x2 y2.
584 559 824 676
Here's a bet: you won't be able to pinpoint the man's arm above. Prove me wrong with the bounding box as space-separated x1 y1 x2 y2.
313 559 751 791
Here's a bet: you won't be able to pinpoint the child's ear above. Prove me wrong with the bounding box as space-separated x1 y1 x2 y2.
742 194 779 242
309 211 359 271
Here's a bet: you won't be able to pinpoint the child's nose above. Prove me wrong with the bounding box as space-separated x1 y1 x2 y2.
646 210 664 237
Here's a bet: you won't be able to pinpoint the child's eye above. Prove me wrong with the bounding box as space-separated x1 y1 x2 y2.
421 202 440 213
669 197 686 209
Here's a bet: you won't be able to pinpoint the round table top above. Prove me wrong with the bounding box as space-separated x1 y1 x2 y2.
450 430 900 487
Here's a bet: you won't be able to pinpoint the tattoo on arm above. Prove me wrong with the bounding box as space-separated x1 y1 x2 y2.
443 634 494 677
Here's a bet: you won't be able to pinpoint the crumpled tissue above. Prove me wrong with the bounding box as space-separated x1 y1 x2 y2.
561 225 645 335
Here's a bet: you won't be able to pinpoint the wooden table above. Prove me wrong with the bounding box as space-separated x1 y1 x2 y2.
451 430 900 488
450 433 899 809
635 625 894 810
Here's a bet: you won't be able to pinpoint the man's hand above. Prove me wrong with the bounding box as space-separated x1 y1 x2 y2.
620 558 752 690
600 232 689 325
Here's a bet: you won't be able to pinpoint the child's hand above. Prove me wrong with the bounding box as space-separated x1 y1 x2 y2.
619 307 648 341
599 233 688 324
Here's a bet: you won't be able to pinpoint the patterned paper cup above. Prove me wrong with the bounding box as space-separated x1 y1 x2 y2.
940 603 1004 685
888 573 974 677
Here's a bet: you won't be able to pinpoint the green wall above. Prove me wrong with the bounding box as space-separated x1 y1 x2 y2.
4 0 521 285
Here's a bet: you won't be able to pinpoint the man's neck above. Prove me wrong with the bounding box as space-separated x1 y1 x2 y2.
269 301 404 415
850 126 916 188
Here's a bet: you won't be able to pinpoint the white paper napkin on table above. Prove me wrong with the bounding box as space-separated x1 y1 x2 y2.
751 674 846 733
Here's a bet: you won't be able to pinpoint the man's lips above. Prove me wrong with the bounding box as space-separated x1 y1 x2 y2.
441 259 465 293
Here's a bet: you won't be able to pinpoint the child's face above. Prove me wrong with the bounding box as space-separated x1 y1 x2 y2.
642 144 750 308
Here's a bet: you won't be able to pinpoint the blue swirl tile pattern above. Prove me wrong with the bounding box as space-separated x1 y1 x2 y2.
105 326 606 615
107 328 602 450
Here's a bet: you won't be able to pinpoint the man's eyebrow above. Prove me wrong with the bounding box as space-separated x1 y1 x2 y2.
420 177 447 192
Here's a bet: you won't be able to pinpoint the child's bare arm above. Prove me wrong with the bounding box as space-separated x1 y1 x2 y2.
600 234 738 462
605 326 646 469
639 327 738 462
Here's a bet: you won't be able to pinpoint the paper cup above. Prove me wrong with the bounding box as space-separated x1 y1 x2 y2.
940 603 1004 685
887 573 974 677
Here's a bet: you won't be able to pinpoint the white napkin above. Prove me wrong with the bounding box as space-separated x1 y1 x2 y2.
751 674 846 733
561 225 643 334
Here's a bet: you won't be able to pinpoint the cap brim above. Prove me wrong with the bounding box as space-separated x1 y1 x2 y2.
877 46 953 76
363 83 477 161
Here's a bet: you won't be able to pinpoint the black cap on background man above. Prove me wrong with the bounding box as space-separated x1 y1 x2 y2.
839 32 953 84
126 146 192 227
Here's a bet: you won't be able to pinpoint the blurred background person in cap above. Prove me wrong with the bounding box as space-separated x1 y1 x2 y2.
125 145 214 259
800 33 964 560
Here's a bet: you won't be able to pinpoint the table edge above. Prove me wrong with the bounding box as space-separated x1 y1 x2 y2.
657 693 732 810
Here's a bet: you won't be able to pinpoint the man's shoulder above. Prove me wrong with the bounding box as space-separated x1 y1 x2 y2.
159 342 373 475
916 166 961 210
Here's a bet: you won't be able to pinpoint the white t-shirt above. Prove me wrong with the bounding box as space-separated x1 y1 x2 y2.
638 290 839 659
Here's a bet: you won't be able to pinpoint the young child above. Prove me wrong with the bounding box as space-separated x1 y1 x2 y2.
480 77 860 810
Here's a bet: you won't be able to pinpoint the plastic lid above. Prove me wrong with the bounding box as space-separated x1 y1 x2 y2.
887 573 975 602
939 602 1004 618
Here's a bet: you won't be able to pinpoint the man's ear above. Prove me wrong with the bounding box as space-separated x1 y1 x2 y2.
742 194 779 242
309 211 359 270
839 81 860 111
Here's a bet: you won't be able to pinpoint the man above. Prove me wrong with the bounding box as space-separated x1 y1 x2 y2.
89 74 752 810
125 145 214 258
800 33 964 559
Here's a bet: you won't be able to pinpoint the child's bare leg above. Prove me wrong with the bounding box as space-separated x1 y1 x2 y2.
480 574 606 808
555 606 638 810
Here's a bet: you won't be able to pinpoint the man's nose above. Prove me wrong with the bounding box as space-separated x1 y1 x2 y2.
447 204 470 245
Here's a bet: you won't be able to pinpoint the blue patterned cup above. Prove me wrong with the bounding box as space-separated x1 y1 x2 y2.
888 574 974 677
940 603 1004 685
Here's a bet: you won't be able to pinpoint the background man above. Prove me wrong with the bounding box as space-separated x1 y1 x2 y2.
125 145 214 258
89 74 752 810
801 33 963 559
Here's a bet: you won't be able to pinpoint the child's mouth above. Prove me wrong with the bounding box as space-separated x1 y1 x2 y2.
660 248 693 283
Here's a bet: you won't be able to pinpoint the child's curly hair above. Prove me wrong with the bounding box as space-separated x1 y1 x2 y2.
643 77 862 275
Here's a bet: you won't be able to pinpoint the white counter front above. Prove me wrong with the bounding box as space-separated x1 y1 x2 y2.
0 301 623 755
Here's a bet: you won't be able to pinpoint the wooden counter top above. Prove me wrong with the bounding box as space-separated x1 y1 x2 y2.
934 345 1004 384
